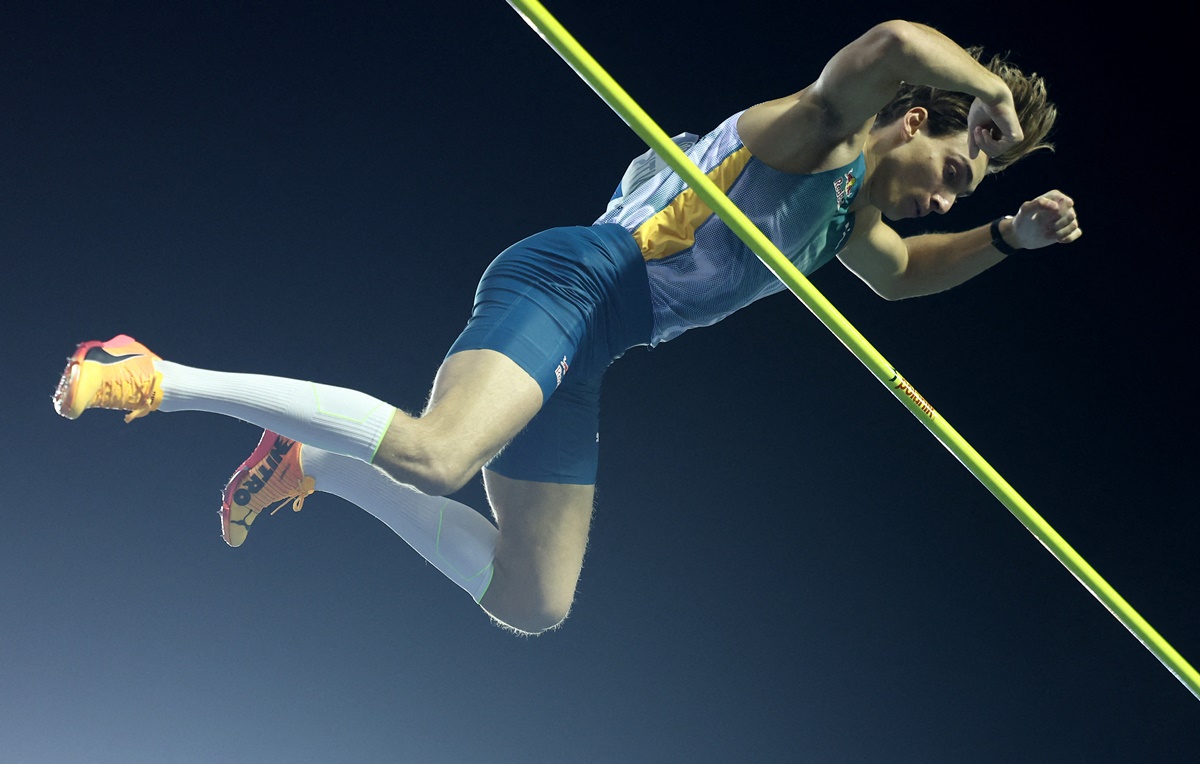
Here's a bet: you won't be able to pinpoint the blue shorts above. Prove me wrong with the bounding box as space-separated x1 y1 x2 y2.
446 224 651 485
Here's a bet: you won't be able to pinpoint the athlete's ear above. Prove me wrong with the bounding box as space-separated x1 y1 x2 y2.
901 107 928 141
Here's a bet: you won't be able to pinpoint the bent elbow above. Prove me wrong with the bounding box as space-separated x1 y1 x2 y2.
879 275 950 301
865 20 918 61
866 273 914 301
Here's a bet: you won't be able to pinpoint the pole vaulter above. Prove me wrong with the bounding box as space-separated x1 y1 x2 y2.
507 0 1199 699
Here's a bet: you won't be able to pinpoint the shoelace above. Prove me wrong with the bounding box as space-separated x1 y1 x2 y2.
270 476 316 516
90 362 158 423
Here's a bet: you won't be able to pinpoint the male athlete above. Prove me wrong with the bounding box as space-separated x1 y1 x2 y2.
53 20 1081 634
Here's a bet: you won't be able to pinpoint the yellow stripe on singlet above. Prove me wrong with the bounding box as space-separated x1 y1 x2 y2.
632 147 752 261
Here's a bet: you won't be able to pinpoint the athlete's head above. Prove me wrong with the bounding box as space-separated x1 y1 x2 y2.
865 48 1057 221
875 47 1057 172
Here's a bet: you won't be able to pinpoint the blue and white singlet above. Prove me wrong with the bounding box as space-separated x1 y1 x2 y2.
594 110 864 345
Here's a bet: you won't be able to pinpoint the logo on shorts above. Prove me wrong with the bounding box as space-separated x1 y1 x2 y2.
554 356 570 387
833 169 858 212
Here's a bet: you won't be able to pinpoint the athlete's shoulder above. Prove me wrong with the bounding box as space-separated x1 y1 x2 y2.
737 91 867 175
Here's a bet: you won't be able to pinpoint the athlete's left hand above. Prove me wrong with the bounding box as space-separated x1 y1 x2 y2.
1008 190 1082 249
968 96 1023 160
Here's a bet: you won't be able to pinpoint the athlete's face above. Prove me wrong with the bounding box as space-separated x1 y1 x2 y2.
871 110 990 222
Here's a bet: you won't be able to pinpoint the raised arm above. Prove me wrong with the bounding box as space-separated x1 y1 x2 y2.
739 20 1020 173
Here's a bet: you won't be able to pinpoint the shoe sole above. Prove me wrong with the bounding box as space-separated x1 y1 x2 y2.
221 430 280 548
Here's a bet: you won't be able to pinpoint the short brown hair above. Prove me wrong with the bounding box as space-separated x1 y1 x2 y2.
873 47 1057 172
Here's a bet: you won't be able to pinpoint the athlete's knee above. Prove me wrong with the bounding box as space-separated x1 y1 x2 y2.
487 597 573 636
405 457 477 497
479 566 577 636
373 429 482 496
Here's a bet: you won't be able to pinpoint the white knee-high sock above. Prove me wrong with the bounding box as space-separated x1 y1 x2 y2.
155 361 397 464
302 445 496 602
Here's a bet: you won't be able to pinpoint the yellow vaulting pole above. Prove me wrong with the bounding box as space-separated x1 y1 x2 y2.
507 0 1199 699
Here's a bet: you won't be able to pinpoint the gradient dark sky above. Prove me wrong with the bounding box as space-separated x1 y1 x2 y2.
3 2 1197 762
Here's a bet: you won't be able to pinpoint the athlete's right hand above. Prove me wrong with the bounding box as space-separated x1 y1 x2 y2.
1008 190 1082 249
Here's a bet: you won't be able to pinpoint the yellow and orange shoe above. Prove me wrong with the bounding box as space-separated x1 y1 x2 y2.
221 430 316 548
53 334 163 422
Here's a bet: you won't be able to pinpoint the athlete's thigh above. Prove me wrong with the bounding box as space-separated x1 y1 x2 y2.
482 468 595 615
421 347 543 459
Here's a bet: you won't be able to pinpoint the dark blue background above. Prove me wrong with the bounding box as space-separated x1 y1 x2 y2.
3 2 1196 761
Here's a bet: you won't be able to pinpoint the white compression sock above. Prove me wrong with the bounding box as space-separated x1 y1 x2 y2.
155 361 397 464
302 445 496 602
